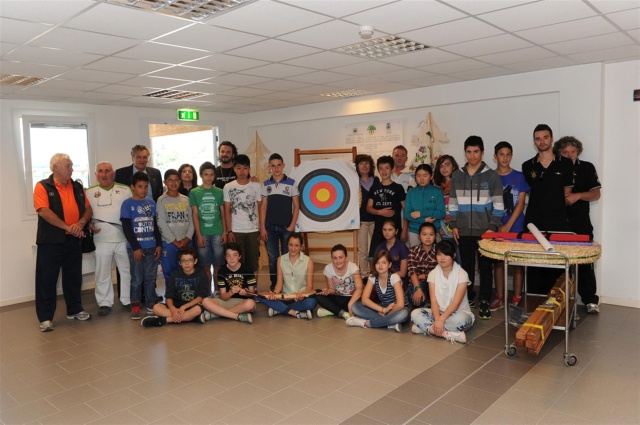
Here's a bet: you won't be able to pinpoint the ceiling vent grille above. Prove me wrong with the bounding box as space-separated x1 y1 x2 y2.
144 89 206 99
320 89 373 98
335 35 429 59
105 0 258 21
0 73 46 87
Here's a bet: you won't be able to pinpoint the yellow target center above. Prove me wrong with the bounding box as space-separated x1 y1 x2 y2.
316 188 331 202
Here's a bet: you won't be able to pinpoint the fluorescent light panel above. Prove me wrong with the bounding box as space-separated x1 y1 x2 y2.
335 35 429 59
320 89 372 98
144 89 206 99
105 0 258 21
0 73 46 86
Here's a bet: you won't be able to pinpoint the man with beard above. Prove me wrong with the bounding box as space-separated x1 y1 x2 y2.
214 141 238 189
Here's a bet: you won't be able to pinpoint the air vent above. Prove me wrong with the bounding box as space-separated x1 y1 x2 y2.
144 89 206 100
0 73 46 87
335 36 429 59
105 0 258 21
320 89 373 98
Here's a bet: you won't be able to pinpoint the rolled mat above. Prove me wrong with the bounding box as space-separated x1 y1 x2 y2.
481 232 590 242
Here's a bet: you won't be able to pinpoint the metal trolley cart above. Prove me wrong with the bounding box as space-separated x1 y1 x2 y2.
478 239 601 367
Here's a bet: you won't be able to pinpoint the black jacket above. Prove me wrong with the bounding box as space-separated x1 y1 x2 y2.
114 165 163 202
36 175 86 245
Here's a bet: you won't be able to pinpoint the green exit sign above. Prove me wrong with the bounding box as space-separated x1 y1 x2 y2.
178 109 199 121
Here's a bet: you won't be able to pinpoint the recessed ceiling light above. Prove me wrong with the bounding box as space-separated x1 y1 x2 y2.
0 73 46 87
104 0 258 21
335 35 429 59
144 89 206 99
320 89 372 98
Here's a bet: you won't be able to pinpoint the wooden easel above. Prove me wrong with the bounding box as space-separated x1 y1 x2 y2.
294 147 358 260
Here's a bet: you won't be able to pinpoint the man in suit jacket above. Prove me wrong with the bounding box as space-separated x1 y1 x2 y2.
114 144 163 201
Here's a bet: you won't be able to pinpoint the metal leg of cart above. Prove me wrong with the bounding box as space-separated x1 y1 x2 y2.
504 252 517 358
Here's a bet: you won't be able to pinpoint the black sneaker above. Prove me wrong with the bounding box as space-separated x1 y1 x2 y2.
98 306 112 316
478 301 491 320
141 316 165 327
468 298 476 309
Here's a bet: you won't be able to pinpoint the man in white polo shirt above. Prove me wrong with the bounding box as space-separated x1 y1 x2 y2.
87 162 133 315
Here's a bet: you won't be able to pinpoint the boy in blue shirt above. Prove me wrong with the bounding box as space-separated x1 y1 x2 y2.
121 172 162 320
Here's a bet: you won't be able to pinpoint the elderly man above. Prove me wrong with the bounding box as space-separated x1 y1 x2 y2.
87 162 133 315
554 136 602 314
114 144 163 201
34 153 93 332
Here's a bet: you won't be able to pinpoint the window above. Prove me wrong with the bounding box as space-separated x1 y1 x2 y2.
19 114 94 217
149 124 218 178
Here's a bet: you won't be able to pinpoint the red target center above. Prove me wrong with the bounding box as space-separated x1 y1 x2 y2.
309 182 337 208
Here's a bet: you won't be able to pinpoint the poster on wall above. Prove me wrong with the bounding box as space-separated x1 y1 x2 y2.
345 119 403 159
290 160 360 232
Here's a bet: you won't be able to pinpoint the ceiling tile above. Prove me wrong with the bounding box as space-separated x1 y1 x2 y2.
193 94 244 103
61 91 131 101
0 17 51 45
84 57 171 74
33 79 105 91
217 86 275 97
480 0 597 32
16 86 85 98
290 84 346 95
545 32 635 55
587 0 640 14
450 66 516 80
420 58 492 74
330 76 384 88
568 44 640 63
55 68 137 84
0 0 94 24
206 74 272 86
147 66 225 81
379 49 463 67
32 27 140 56
278 20 370 50
370 68 436 83
476 47 558 66
606 8 640 30
226 97 275 105
400 18 504 47
254 91 308 101
442 34 532 56
405 74 462 87
330 61 405 77
153 25 266 53
208 0 330 37
515 16 619 45
227 39 321 62
115 42 210 65
0 42 17 56
276 0 396 18
184 54 268 72
286 70 354 84
117 75 189 90
628 28 640 42
359 82 418 93
283 51 368 70
63 2 192 40
0 60 69 78
441 0 539 15
240 63 315 79
346 1 466 34
247 79 311 91
505 56 580 72
5 45 103 67
92 84 155 96
172 82 236 93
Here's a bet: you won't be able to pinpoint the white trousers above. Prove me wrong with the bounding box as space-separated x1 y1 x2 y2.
94 241 131 307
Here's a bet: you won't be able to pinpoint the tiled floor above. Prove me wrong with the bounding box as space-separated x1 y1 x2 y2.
1 269 638 425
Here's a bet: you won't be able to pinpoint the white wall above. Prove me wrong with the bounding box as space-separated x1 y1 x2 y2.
600 60 640 307
2 61 637 308
0 100 245 305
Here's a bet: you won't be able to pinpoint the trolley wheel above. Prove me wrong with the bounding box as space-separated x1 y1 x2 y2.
564 354 578 367
505 345 517 358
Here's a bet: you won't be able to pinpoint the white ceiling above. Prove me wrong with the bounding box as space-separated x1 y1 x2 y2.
1 0 639 114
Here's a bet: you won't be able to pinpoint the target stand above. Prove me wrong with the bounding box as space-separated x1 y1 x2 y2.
293 147 358 261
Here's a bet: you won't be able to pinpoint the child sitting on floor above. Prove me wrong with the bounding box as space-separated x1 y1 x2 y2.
410 240 474 343
316 244 363 319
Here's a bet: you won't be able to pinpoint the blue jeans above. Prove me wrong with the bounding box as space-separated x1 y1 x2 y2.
351 302 409 328
265 224 291 287
411 308 474 333
128 247 159 310
197 234 224 267
260 297 317 314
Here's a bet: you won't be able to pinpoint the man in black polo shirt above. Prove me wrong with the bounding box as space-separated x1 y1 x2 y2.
554 136 602 314
214 141 238 189
522 124 574 294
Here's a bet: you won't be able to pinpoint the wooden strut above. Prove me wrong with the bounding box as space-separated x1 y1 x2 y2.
293 147 358 261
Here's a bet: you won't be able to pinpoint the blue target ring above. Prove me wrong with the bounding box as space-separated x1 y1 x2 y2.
299 169 350 222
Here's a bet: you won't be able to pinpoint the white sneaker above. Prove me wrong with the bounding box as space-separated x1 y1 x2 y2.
296 310 313 320
316 307 334 318
39 320 54 332
66 311 91 321
411 324 425 335
346 317 367 328
268 308 280 317
586 303 600 314
442 330 467 344
387 324 402 333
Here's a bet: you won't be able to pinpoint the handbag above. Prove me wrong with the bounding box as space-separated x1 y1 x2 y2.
81 225 96 253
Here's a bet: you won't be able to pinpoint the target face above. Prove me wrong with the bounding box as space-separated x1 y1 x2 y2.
291 160 360 232
299 169 349 222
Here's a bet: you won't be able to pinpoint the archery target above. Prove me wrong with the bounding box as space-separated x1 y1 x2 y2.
291 160 360 232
